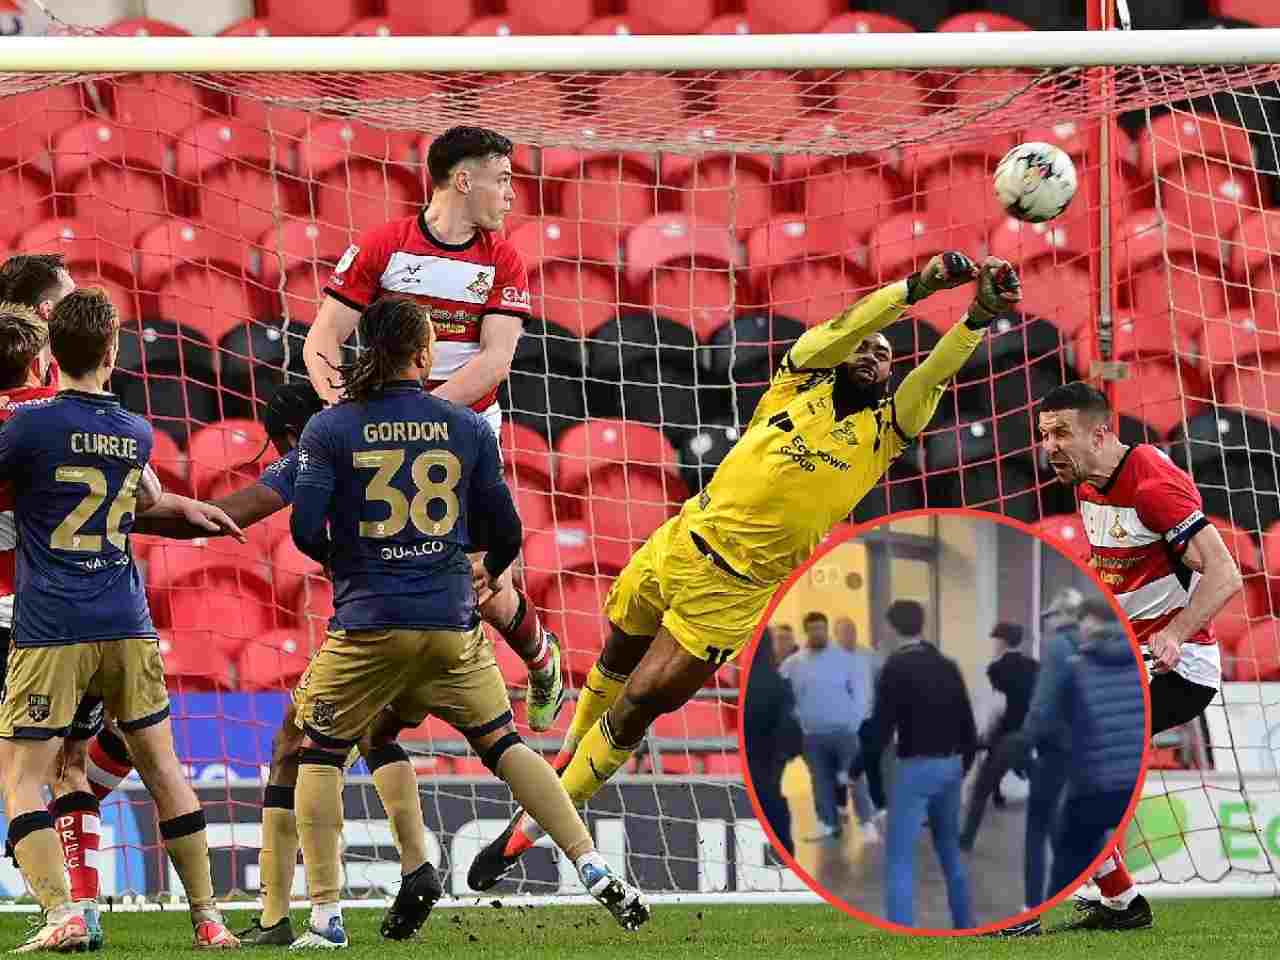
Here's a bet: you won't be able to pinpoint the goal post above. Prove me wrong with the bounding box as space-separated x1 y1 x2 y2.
1 24 1278 908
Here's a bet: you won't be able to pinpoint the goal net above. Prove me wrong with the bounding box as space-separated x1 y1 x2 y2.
0 23 1278 905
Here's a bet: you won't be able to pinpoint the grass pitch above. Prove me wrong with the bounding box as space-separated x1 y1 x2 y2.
4 899 1274 959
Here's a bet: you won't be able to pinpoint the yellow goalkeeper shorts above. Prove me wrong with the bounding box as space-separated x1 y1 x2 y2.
604 515 777 666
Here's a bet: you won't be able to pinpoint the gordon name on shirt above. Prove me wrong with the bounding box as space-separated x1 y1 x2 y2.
70 432 139 459
362 420 450 444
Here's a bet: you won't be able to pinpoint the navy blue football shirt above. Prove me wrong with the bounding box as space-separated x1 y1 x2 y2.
291 381 522 632
258 448 298 505
0 390 157 647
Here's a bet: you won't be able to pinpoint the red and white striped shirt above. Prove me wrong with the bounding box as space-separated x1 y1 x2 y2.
322 211 532 416
1078 444 1220 690
0 384 58 628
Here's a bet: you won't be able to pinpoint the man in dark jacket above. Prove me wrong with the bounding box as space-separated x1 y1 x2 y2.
959 622 1038 849
745 629 804 855
1012 602 1145 919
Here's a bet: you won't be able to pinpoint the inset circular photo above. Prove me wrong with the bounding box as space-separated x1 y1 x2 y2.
740 509 1150 935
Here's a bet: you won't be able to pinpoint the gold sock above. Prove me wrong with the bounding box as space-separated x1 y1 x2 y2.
14 826 70 912
295 763 344 907
560 714 639 807
371 760 427 874
497 743 592 860
259 803 298 927
160 818 216 917
561 663 628 759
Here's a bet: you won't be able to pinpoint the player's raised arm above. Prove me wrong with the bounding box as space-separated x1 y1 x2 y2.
891 257 1023 439
787 252 980 372
304 296 360 406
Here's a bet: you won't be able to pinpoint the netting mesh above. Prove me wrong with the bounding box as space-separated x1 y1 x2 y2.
2 37 1280 902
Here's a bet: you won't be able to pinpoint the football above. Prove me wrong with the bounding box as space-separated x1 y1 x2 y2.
993 142 1079 223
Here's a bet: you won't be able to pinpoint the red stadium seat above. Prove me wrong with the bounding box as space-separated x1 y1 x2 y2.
819 17 931 132
664 138 776 235
555 419 684 495
702 753 742 775
538 574 614 681
252 216 349 317
1135 112 1255 183
1199 308 1280 378
625 214 743 340
341 16 396 35
1217 363 1280 429
1033 514 1091 563
313 164 422 234
147 539 278 660
51 115 167 184
651 701 735 740
581 470 681 552
218 17 280 36
159 631 234 692
154 266 262 348
187 419 274 499
113 74 221 143
0 83 95 166
519 0 593 34
746 0 843 33
301 119 417 181
821 11 916 33
388 0 478 34
989 217 1093 338
643 0 715 32
1160 158 1262 239
592 71 689 141
519 525 633 608
508 219 620 337
243 505 292 556
52 119 174 239
229 76 318 145
458 14 531 36
936 11 1031 31
1210 0 1280 24
543 150 660 245
103 17 188 36
506 468 556 539
1118 211 1228 339
11 217 134 285
747 219 872 327
149 428 189 499
499 421 554 488
795 162 904 246
266 0 373 37
271 534 324 612
136 218 248 289
0 163 55 238
1110 359 1209 437
238 629 312 691
1230 618 1280 683
580 14 660 35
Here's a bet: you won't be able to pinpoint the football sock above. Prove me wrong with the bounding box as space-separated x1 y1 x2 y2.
310 904 342 932
557 663 628 766
561 713 640 807
497 743 592 860
499 590 549 667
295 757 344 908
1095 850 1137 908
367 744 427 874
10 811 70 911
86 728 133 803
259 785 297 928
158 811 217 917
49 791 100 902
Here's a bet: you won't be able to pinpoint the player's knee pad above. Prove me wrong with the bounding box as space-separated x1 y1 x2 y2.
480 732 523 773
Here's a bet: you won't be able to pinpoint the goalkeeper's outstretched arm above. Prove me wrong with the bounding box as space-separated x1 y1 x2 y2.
787 252 981 372
892 257 1023 439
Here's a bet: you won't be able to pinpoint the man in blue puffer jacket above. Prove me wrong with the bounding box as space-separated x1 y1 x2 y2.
1017 601 1145 910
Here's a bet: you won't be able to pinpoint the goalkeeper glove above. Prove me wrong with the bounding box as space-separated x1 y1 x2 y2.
905 251 979 304
965 257 1023 329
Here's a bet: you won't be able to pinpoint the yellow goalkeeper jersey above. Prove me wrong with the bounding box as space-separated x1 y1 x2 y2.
682 280 986 586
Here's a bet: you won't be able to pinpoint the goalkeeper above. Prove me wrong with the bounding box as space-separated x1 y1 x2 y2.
469 253 1024 888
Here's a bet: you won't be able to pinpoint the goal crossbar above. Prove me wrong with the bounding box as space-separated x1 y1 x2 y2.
4 29 1280 73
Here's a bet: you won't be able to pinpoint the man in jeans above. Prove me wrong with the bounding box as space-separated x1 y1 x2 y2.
780 612 876 843
862 600 977 930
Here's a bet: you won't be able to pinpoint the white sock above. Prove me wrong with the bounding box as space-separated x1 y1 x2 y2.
530 632 555 677
1104 887 1138 910
574 850 608 881
310 904 342 931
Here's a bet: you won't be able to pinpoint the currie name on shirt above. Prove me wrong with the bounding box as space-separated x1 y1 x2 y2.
70 432 139 459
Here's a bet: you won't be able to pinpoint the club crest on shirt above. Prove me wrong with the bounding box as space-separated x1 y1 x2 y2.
830 420 861 447
310 699 336 730
1109 515 1128 541
466 271 493 301
27 693 50 723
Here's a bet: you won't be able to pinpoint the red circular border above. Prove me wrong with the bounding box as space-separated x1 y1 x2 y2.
734 506 1154 937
